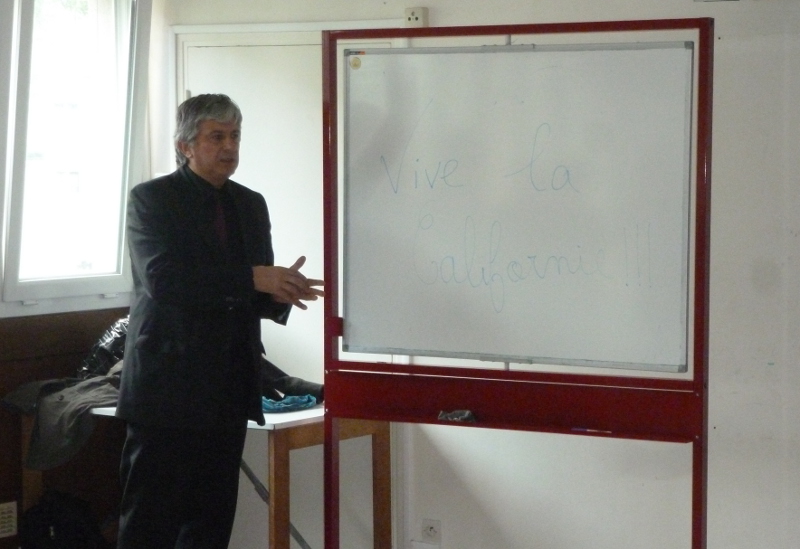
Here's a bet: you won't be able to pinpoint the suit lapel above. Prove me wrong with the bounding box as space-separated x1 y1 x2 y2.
230 185 258 264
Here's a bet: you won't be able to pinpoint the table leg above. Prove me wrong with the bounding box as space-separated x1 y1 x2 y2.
266 418 391 549
268 429 291 549
20 415 43 512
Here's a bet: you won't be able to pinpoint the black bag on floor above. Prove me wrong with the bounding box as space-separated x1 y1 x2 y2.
19 491 107 549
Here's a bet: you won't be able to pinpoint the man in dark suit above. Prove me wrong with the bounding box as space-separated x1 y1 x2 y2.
116 94 323 549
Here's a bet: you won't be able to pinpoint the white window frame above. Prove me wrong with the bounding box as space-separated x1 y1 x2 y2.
0 0 151 317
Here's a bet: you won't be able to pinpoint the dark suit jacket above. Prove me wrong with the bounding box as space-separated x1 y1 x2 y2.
117 166 290 429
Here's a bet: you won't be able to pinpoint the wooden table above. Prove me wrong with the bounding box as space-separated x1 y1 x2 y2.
21 406 391 549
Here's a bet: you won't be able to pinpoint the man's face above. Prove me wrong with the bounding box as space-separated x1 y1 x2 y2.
180 119 241 188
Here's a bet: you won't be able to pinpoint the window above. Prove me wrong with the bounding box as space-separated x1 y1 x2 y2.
1 0 150 311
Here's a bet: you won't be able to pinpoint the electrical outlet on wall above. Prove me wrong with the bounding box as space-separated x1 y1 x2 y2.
0 501 17 539
404 7 429 28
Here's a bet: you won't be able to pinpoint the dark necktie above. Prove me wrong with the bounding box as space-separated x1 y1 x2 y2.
214 194 227 247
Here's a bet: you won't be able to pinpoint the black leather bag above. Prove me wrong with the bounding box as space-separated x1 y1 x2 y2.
19 491 107 549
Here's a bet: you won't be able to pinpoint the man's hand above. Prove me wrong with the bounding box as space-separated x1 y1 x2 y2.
253 256 324 310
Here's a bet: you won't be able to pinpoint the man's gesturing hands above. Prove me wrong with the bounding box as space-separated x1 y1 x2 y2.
252 256 324 310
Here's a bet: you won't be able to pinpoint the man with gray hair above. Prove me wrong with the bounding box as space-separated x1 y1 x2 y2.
117 94 323 549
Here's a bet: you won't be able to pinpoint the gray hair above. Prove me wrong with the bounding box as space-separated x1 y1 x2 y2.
174 94 243 166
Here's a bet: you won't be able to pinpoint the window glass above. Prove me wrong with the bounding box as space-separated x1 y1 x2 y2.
18 0 130 280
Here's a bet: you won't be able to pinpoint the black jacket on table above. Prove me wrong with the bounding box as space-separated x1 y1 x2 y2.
117 165 290 430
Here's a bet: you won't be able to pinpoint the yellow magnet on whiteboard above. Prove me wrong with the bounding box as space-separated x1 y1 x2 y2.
350 57 362 69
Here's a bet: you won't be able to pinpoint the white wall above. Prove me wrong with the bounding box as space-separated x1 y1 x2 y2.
150 1 800 548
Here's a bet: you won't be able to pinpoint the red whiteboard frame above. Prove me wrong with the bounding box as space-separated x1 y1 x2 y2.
322 18 713 549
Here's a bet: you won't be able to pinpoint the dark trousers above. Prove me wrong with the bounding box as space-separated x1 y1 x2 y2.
118 420 249 549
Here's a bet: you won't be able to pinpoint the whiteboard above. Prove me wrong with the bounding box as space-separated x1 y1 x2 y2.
342 42 693 372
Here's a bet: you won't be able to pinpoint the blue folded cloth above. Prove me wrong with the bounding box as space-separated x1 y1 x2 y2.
262 394 317 413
